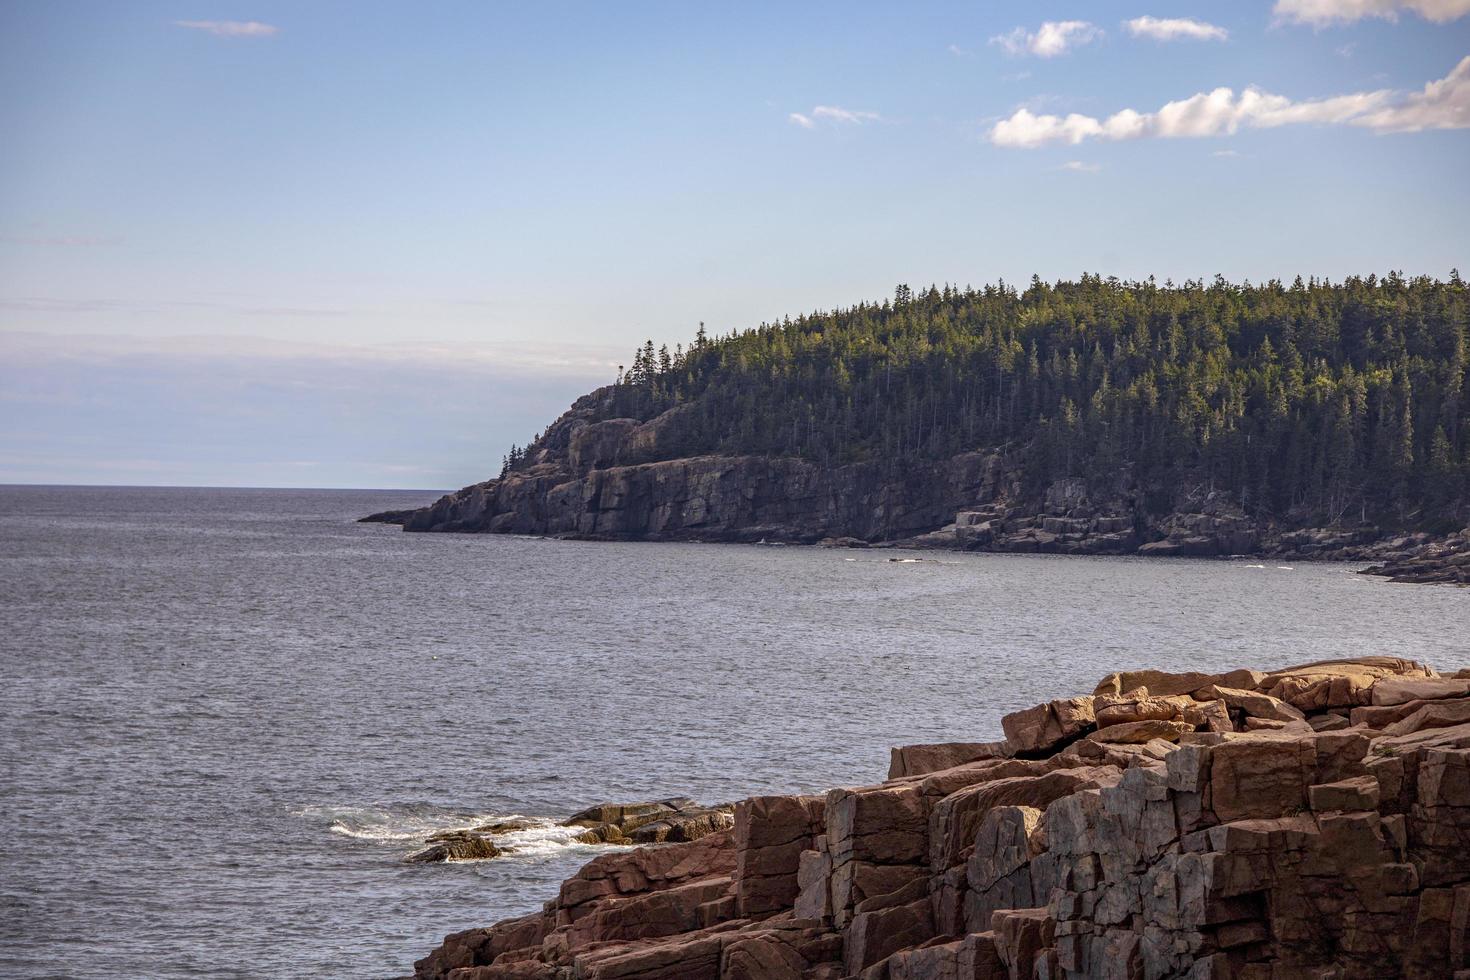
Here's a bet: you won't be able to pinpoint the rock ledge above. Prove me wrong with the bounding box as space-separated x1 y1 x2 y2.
411 656 1470 979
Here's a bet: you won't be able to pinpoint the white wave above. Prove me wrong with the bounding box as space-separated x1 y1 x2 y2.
1276 566 1294 571
294 803 499 842
489 821 608 857
1243 564 1265 569
294 804 628 859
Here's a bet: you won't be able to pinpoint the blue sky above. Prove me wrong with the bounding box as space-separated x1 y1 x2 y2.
1 1 1467 487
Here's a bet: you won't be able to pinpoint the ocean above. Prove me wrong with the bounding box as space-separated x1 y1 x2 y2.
1 485 1464 978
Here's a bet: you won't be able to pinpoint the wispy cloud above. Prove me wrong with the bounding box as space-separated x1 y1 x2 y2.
1212 148 1243 157
0 296 349 317
990 21 1102 58
174 20 279 38
988 54 1470 147
1273 0 1470 24
1124 16 1229 41
789 105 883 128
1057 161 1102 172
0 234 122 247
947 44 970 57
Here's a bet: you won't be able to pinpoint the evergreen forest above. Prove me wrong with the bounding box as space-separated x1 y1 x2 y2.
506 274 1469 528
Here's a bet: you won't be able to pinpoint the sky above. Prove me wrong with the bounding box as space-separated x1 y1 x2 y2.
1 1 1467 488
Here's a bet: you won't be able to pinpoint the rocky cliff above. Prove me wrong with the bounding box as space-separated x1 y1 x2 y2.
363 392 1468 579
412 656 1470 979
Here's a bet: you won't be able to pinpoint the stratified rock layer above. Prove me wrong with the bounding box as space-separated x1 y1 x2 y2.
411 656 1470 979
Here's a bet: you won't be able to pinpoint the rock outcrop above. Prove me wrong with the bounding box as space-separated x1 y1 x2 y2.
411 656 1470 979
403 799 732 864
1362 527 1470 585
361 391 1466 580
565 798 736 845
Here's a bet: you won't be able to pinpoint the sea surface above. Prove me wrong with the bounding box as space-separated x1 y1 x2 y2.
1 485 1465 978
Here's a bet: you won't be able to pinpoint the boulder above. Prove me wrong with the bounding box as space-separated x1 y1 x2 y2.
1094 694 1187 728
1383 699 1470 737
889 742 1010 779
629 807 735 844
405 831 502 863
1372 676 1470 706
1093 669 1262 698
1260 657 1435 712
1350 697 1466 729
1197 685 1306 722
1001 697 1096 755
1182 699 1234 733
1087 719 1194 744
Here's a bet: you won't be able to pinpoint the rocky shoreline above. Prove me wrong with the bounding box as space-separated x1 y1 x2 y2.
411 656 1470 979
362 391 1467 586
1362 530 1470 585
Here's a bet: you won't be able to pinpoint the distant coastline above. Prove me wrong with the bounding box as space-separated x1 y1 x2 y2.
365 276 1469 586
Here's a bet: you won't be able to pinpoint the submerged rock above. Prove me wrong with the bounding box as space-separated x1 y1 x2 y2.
411 654 1470 979
404 831 502 864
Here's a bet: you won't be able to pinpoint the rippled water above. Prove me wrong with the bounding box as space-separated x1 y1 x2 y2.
1 485 1464 978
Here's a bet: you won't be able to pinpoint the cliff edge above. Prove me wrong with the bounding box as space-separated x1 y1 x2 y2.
411 655 1470 979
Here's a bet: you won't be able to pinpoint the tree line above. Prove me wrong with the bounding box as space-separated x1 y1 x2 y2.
519 274 1470 528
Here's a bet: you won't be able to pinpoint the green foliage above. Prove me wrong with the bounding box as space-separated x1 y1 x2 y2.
584 274 1470 523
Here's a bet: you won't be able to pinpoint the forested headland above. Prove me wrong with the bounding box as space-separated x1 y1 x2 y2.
502 273 1467 531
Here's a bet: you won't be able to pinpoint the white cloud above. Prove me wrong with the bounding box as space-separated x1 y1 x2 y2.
790 105 882 128
987 55 1470 147
1353 54 1470 131
1212 148 1242 157
813 105 881 124
1273 0 1470 24
1124 16 1229 41
174 20 279 37
991 21 1102 58
1058 160 1102 172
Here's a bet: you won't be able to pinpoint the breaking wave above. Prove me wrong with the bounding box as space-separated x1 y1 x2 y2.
293 803 622 861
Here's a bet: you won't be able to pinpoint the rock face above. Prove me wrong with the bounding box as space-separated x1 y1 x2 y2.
410 656 1470 978
361 390 1467 576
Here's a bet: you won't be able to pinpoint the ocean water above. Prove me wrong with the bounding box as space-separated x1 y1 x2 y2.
0 485 1464 979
